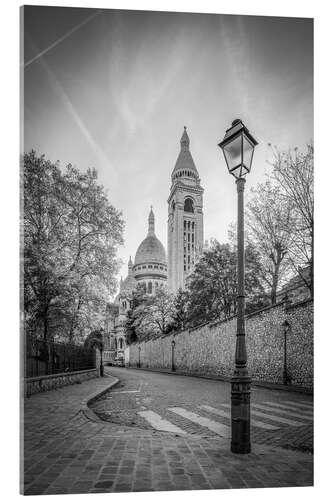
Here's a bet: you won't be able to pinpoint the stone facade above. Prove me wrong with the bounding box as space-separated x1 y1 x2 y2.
105 128 205 360
167 127 204 292
126 299 313 390
132 207 168 292
104 209 167 364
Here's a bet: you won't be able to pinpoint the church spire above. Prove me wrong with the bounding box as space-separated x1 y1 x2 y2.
128 256 133 273
180 126 190 151
148 206 155 235
171 126 199 182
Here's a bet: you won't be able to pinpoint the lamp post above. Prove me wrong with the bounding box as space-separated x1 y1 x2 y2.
218 119 258 454
171 340 176 371
100 349 104 377
282 320 291 385
138 346 141 368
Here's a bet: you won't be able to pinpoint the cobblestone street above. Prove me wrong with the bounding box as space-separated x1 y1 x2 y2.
23 367 313 495
92 368 313 453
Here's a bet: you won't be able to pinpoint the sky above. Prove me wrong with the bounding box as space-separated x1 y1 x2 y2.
23 6 313 293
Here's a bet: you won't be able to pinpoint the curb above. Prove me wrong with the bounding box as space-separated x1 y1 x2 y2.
125 366 313 395
80 376 120 422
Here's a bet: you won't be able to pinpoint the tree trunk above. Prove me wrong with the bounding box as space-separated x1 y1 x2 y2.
310 230 314 298
42 300 52 374
271 260 281 305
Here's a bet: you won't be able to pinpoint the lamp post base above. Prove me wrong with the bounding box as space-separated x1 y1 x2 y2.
231 370 251 454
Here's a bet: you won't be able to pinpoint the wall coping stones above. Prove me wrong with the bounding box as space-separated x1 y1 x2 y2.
286 298 313 312
25 368 100 397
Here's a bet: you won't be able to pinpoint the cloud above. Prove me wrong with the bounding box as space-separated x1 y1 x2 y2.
218 15 252 115
107 26 187 138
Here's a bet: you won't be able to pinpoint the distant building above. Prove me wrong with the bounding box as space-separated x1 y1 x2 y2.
104 209 167 364
132 207 168 293
104 127 204 363
167 127 204 292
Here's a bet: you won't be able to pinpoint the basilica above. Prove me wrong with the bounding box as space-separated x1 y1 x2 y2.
104 127 204 364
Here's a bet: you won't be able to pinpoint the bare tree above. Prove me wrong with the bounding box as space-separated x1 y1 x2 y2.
269 144 314 296
246 180 295 304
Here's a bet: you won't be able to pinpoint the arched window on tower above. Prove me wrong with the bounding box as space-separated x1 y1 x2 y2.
184 198 194 213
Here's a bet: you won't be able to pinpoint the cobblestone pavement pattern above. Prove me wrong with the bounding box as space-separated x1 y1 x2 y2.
92 368 313 453
23 367 313 495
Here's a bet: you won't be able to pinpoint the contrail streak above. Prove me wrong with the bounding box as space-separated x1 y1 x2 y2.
26 35 117 185
23 9 102 68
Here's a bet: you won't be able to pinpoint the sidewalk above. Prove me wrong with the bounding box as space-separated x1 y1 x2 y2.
23 369 313 495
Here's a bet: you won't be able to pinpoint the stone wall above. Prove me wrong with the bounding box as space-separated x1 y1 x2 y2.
126 300 313 390
25 368 99 397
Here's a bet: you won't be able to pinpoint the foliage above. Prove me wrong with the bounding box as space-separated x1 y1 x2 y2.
125 286 175 342
170 289 190 331
23 150 124 344
186 239 266 327
83 329 104 351
124 286 147 344
124 240 268 337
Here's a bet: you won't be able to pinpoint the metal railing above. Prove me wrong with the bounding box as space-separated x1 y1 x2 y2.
25 334 96 378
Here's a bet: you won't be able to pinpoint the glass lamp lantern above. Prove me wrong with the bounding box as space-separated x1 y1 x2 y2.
218 119 258 178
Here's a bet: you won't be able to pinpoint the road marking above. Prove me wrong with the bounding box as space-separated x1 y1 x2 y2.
169 407 230 438
253 403 313 421
138 410 187 434
199 405 279 431
220 403 304 427
263 401 313 415
283 400 313 410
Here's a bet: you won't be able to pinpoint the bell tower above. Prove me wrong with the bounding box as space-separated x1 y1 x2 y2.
167 127 204 292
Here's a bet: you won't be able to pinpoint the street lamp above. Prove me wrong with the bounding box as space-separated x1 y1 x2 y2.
218 119 258 454
138 346 141 369
282 320 291 385
171 340 176 372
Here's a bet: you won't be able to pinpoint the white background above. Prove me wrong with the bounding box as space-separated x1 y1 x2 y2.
0 1 331 499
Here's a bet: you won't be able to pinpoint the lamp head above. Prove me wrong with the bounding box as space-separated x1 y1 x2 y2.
218 119 258 179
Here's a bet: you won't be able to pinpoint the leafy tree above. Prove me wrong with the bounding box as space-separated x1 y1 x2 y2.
186 239 265 327
171 289 189 331
84 329 104 376
148 287 175 335
124 286 146 344
24 151 68 343
125 287 175 341
269 144 314 296
246 180 295 304
24 151 124 346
